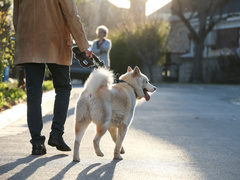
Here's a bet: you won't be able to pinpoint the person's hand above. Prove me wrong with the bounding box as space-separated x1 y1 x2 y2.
85 50 92 58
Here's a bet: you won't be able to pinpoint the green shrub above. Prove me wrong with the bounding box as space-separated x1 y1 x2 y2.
0 1 15 81
109 31 140 75
0 82 7 90
3 87 26 104
0 92 6 108
0 82 26 110
0 80 54 111
109 20 169 78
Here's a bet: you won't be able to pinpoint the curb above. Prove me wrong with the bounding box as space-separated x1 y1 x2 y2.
0 90 55 130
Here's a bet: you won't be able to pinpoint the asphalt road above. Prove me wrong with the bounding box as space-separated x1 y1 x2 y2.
0 84 240 180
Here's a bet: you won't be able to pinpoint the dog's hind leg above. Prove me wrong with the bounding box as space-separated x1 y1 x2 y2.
93 122 109 157
108 127 125 154
73 119 91 162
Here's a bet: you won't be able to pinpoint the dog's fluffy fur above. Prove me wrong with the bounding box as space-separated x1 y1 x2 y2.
73 66 156 162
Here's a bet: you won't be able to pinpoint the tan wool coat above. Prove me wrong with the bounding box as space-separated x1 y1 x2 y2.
13 0 90 66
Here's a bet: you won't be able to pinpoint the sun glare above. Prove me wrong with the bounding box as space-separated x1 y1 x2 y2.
108 0 172 16
108 0 130 9
146 0 172 16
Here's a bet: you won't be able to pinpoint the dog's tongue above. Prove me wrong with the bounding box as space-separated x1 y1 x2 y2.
144 89 150 101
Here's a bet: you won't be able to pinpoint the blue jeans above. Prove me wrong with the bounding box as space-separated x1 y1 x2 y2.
24 63 72 145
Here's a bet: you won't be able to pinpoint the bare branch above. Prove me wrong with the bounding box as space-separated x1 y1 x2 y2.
171 0 199 41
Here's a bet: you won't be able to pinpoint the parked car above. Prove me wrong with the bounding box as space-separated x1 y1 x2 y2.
70 42 94 83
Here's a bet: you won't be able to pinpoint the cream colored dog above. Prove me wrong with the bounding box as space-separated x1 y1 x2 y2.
73 66 156 162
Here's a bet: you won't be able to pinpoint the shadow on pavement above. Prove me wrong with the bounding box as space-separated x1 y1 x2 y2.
0 155 35 176
1 154 68 180
50 161 78 180
76 160 120 180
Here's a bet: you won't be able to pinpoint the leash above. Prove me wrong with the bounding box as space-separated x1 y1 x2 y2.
72 47 105 68
72 46 137 96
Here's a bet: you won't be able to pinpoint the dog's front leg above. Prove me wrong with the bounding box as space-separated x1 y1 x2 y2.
114 125 128 160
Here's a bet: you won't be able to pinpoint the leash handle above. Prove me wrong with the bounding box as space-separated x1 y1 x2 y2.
72 47 105 68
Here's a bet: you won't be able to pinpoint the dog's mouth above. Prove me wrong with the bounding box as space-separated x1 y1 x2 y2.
143 88 150 101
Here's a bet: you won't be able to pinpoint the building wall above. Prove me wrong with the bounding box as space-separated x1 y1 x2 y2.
149 0 240 83
168 20 190 54
179 58 222 83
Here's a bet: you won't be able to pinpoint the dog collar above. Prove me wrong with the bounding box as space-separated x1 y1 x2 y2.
116 79 137 98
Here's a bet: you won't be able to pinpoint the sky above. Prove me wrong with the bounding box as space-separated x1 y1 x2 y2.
108 0 172 16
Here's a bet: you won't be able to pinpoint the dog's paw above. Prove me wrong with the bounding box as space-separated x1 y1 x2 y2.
114 154 123 160
120 147 125 154
96 151 104 157
73 157 80 162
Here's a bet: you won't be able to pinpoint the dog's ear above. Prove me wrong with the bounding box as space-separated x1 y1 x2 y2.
127 66 133 72
133 66 141 76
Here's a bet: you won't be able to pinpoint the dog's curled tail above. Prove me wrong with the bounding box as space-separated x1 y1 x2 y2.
84 68 114 91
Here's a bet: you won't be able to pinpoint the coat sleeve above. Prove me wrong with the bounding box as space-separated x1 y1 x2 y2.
58 0 89 52
13 0 19 32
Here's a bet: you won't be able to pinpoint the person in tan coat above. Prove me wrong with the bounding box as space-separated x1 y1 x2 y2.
13 0 92 155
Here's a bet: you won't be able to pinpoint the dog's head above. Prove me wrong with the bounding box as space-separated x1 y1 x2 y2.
121 66 157 101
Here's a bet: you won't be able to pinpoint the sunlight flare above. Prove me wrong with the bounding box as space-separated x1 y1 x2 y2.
108 0 172 16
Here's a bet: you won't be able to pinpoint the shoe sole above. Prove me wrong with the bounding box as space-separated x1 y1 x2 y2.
48 141 71 151
56 146 71 151
48 141 57 147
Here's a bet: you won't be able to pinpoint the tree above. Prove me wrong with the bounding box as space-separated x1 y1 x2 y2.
171 0 236 83
0 0 14 81
126 20 170 82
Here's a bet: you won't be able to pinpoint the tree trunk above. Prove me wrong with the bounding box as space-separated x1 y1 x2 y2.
190 41 204 83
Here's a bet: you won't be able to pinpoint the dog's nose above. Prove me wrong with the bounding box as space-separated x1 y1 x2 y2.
154 87 157 91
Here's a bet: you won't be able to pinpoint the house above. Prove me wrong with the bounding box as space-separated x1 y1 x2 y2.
150 0 240 83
